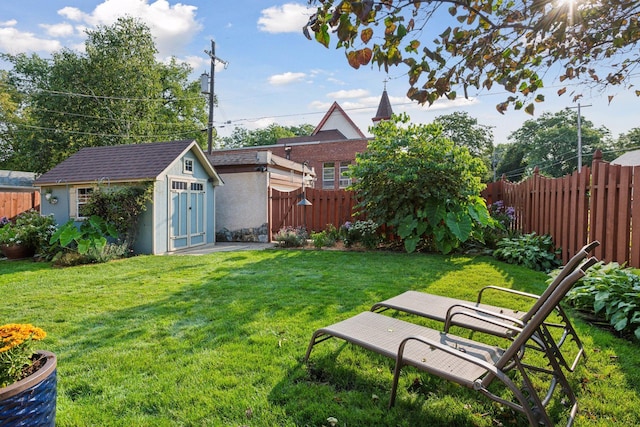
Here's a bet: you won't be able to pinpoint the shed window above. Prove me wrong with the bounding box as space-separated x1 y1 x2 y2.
172 181 188 190
76 187 93 218
322 162 335 189
184 158 194 174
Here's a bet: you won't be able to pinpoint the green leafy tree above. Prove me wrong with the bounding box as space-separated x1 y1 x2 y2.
495 142 528 182
1 17 207 173
508 109 612 177
219 123 314 148
304 0 640 114
349 114 492 254
433 111 494 180
0 70 32 169
616 128 640 151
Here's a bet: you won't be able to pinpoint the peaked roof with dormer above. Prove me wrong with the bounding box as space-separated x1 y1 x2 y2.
34 140 222 186
372 89 393 123
312 102 367 139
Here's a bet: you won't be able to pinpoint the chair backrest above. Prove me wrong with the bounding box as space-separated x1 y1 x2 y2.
521 241 599 323
494 257 597 371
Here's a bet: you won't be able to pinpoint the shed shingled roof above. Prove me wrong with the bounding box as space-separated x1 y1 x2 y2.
34 140 198 185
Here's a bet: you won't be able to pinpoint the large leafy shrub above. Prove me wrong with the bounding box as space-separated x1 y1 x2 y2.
81 184 153 249
566 262 640 340
50 215 124 265
493 233 561 272
349 114 493 254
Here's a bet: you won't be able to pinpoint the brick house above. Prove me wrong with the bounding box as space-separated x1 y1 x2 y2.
210 88 393 191
204 89 392 241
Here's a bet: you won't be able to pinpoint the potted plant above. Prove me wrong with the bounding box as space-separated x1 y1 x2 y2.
0 210 56 260
0 324 56 426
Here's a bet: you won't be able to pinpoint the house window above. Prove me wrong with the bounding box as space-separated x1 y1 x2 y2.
339 162 351 188
191 182 203 191
323 162 335 189
76 187 93 218
184 158 194 174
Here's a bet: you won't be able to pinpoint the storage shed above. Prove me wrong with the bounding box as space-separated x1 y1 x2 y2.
33 140 223 254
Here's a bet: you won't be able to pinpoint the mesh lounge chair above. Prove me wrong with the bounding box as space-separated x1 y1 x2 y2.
304 258 596 426
370 241 599 371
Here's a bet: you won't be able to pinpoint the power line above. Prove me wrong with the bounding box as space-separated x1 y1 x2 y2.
6 122 202 140
0 80 202 103
8 106 205 128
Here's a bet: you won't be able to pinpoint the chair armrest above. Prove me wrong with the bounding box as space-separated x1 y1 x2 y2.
476 285 540 304
444 303 525 334
390 334 525 409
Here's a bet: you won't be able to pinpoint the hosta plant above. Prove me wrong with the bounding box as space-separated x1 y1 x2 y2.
565 262 640 340
493 233 561 272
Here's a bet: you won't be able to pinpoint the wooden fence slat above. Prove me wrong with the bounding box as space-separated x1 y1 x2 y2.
593 161 608 260
617 166 632 263
604 164 620 262
631 166 640 267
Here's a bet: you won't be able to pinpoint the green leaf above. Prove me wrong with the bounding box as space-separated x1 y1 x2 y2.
445 212 472 242
614 317 628 331
397 24 407 38
397 216 417 239
59 226 80 247
416 220 429 236
424 201 446 226
77 238 90 255
404 236 419 253
315 24 331 48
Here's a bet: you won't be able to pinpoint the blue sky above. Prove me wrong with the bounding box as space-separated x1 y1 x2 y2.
0 0 637 144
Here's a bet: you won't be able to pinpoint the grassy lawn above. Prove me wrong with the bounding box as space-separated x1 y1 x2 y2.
2 249 639 426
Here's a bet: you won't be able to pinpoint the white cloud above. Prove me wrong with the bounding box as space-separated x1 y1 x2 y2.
58 0 202 57
0 25 62 54
327 77 346 85
58 7 89 22
268 72 307 86
396 96 480 114
40 23 75 38
257 3 315 33
179 55 207 73
309 100 333 110
327 89 370 99
251 117 276 129
0 20 17 27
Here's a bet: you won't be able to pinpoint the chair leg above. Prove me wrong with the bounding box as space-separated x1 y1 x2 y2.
555 306 587 371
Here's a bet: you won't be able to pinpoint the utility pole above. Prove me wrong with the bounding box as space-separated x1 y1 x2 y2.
200 40 227 154
567 103 591 170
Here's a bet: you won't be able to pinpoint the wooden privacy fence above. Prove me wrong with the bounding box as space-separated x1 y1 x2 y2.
270 187 361 236
0 191 40 220
483 151 640 267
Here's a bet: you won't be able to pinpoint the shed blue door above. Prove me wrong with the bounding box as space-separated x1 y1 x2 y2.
170 179 206 250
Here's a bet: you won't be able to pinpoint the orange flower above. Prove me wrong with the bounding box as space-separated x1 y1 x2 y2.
0 324 46 353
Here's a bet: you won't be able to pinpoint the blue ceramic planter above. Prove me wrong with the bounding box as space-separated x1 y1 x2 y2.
0 351 57 427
